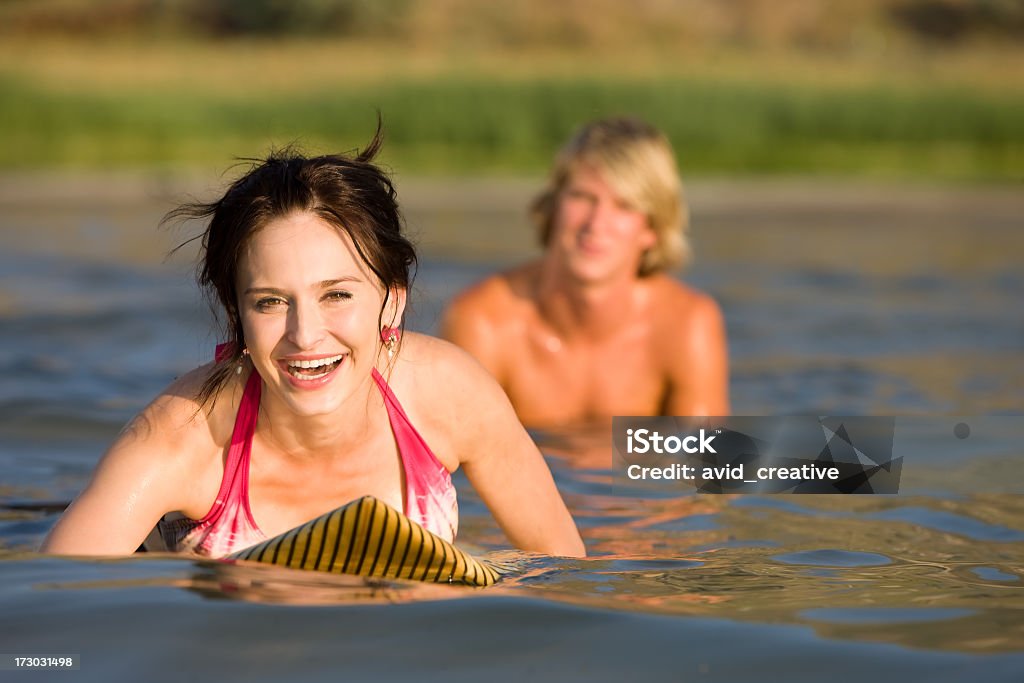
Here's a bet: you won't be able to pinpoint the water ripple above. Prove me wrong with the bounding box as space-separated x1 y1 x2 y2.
771 549 893 567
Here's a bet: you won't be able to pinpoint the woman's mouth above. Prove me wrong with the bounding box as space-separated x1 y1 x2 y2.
282 354 346 381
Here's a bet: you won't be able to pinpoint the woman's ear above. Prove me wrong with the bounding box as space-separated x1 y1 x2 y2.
384 286 407 328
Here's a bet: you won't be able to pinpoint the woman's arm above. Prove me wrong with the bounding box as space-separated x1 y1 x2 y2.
40 376 218 556
407 336 585 557
461 420 587 557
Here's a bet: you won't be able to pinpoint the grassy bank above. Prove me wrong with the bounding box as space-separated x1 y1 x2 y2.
2 25 1023 181
2 72 1021 181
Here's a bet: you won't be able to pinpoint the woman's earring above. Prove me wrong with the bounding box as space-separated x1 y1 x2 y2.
237 348 249 375
380 327 400 359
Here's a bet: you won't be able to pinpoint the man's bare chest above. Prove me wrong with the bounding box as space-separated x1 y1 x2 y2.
502 339 666 425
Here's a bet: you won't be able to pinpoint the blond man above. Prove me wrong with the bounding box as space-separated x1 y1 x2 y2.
442 117 729 427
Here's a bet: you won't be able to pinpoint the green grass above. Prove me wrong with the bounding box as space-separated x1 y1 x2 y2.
2 75 1022 180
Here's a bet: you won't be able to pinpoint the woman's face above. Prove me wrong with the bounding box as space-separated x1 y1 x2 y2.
236 211 403 418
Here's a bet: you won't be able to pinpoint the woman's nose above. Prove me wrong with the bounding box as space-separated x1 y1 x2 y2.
286 300 325 349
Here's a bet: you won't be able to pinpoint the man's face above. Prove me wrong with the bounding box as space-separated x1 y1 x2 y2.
549 164 657 285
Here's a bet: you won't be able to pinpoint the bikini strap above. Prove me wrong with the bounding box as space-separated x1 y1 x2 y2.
196 363 261 525
371 368 453 526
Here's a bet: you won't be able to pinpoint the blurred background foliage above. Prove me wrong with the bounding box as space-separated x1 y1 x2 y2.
3 0 1023 44
0 0 1021 179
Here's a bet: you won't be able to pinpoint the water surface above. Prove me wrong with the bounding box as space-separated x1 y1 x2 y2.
1 177 1022 681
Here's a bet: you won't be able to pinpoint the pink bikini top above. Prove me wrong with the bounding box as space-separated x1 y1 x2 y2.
152 364 458 558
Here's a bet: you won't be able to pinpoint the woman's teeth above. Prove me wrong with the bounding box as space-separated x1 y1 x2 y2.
285 354 344 379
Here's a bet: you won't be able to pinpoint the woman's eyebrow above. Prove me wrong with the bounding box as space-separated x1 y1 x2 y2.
319 276 363 287
243 286 286 296
243 277 364 296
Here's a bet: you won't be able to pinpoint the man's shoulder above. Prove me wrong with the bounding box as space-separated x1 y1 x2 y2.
445 262 540 324
440 263 541 371
644 275 723 326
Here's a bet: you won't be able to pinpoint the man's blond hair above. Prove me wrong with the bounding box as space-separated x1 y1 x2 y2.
531 117 689 276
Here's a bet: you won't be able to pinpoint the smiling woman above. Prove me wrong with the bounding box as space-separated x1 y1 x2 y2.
39 126 585 560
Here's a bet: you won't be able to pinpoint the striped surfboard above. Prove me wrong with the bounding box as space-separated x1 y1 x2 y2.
227 496 501 587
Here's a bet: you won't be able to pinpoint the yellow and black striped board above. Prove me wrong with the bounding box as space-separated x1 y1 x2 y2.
227 496 500 587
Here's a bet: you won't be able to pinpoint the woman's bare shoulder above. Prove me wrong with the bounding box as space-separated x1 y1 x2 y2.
123 363 241 460
385 333 514 462
392 332 495 394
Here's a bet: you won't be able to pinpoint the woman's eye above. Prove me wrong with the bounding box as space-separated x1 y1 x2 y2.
254 297 286 311
324 290 353 302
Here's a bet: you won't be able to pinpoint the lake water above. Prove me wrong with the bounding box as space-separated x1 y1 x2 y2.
0 176 1022 681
